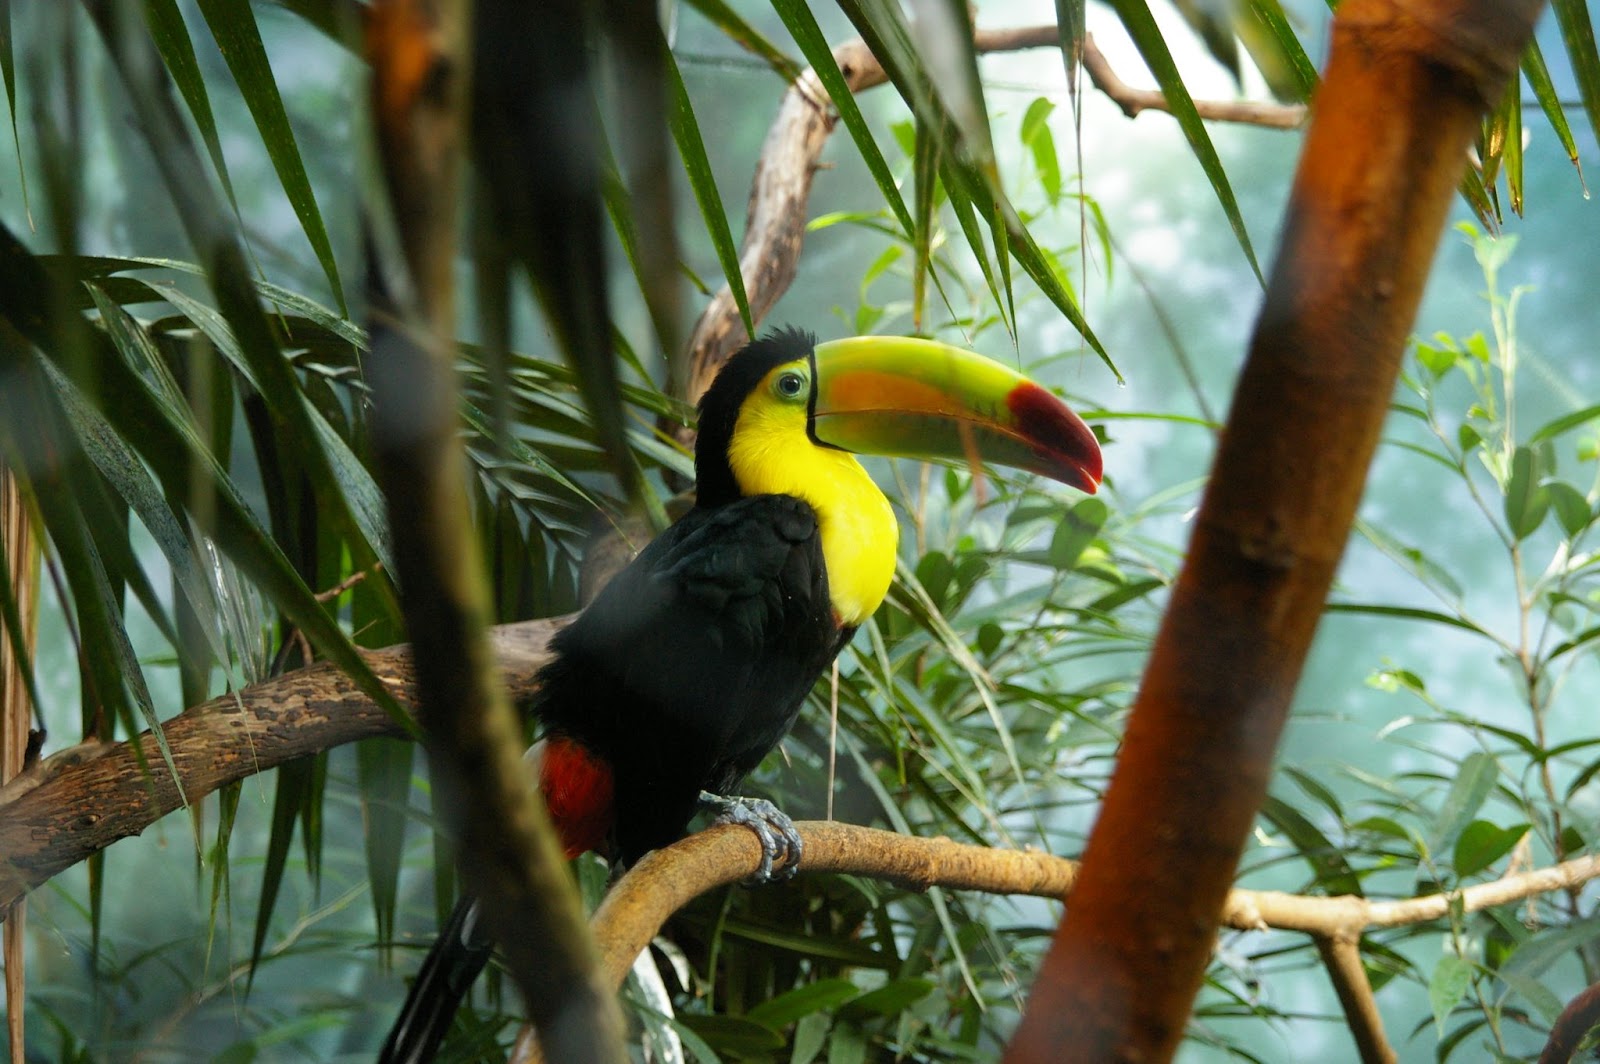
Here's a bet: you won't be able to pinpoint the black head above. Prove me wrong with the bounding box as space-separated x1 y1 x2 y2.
694 327 817 508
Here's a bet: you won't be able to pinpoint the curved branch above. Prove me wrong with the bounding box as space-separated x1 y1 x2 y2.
1540 979 1600 1064
0 617 569 911
508 823 1600 1063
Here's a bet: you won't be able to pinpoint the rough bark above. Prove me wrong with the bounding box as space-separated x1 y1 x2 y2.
1002 3 1545 1063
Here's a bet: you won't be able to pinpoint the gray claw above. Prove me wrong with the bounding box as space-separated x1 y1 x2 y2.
699 792 804 883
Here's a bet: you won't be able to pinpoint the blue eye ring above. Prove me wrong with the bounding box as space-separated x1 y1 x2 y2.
775 371 805 399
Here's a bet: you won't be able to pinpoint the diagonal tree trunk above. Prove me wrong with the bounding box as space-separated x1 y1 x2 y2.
1003 2 1545 1061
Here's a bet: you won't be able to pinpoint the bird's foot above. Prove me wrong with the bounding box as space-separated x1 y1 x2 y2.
698 791 803 883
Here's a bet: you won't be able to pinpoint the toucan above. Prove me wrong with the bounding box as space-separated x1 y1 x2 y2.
378 327 1101 1063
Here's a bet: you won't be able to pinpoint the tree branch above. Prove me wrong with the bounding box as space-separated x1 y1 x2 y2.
1540 978 1600 1064
0 618 569 911
1004 2 1545 1061
507 823 1600 1064
1080 33 1306 130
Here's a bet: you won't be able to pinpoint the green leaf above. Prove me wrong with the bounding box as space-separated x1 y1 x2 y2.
838 978 936 1019
1429 954 1472 1036
1106 0 1262 282
0 225 412 735
194 0 345 312
1021 97 1061 205
359 738 415 962
1416 341 1456 378
1240 0 1318 101
0 0 24 222
37 336 228 670
1055 0 1087 89
1546 480 1593 537
665 45 753 340
1426 751 1498 858
1503 445 1549 540
249 758 316 986
746 978 861 1030
682 0 803 80
1529 402 1600 445
911 114 940 330
1259 795 1361 896
1496 969 1565 1025
1522 37 1584 184
769 0 914 236
138 280 396 575
1452 820 1528 878
676 1014 787 1055
1049 497 1108 570
142 0 239 212
1551 0 1600 183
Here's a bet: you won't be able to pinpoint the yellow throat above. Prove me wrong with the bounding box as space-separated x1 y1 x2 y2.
725 363 898 627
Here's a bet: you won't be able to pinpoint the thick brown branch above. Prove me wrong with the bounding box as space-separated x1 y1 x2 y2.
1005 3 1544 1061
0 618 567 912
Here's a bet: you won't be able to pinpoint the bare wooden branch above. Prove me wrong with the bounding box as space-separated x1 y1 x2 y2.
0 618 569 911
1081 33 1306 130
507 823 1600 1063
1316 934 1396 1064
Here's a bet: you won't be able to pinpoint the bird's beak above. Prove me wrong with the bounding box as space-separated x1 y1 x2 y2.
808 336 1103 493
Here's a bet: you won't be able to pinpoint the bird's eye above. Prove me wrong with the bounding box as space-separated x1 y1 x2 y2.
775 371 805 399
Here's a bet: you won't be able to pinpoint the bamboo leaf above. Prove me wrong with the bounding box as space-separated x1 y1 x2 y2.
770 0 914 236
1055 0 1087 89
0 224 412 733
193 0 346 311
359 738 414 964
1106 0 1262 282
1522 37 1584 187
249 758 315 986
0 0 25 220
665 40 753 338
1240 0 1318 102
142 0 240 211
1551 0 1600 180
682 0 803 81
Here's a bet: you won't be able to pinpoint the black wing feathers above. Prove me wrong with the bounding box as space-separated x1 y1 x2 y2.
534 495 840 863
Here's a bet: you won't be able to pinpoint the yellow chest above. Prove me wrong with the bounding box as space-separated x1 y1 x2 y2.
726 407 898 627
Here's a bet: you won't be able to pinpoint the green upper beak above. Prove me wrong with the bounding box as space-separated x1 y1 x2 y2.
807 336 1103 494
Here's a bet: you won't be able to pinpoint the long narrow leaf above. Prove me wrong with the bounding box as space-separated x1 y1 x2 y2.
1522 37 1585 185
769 0 914 236
0 224 412 733
1107 0 1263 282
193 0 346 311
1551 0 1600 178
0 0 25 221
142 0 240 211
665 44 753 339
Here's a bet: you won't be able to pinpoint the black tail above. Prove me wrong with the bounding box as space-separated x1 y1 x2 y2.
378 897 495 1064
